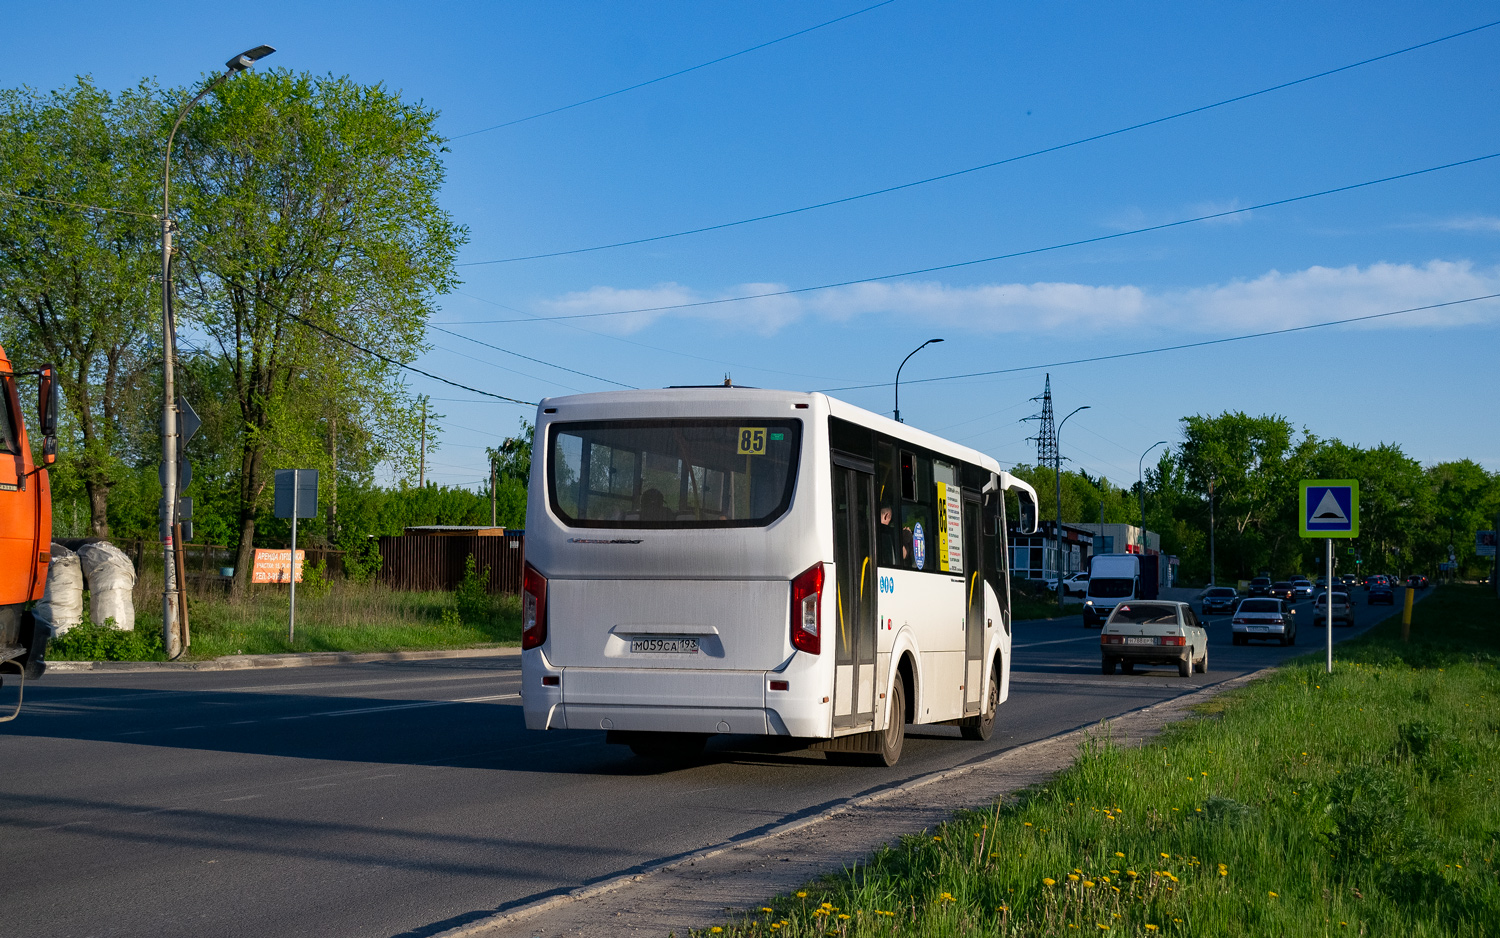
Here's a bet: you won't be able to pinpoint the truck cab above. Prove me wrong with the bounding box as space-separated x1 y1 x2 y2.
0 345 58 711
1082 553 1160 628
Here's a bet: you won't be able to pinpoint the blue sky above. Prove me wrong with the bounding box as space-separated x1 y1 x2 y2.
8 2 1499 488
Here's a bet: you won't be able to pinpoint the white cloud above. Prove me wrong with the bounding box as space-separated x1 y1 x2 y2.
1415 216 1500 233
540 260 1500 335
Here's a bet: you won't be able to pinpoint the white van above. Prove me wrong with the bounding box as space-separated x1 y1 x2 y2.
1082 553 1160 627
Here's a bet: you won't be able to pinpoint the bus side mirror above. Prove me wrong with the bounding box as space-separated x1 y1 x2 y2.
37 364 58 465
1016 490 1038 535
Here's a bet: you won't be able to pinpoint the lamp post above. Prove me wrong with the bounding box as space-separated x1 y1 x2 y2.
893 338 942 423
1137 440 1168 555
1055 405 1090 608
160 45 274 658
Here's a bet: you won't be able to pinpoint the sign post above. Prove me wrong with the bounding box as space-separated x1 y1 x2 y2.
1299 479 1359 673
274 469 318 642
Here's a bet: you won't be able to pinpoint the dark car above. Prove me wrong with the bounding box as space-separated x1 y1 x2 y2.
1248 577 1272 597
1407 574 1429 589
1200 586 1240 615
1368 582 1395 605
1341 574 1359 591
1270 581 1295 603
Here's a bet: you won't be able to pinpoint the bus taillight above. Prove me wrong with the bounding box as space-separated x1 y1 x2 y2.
521 563 548 650
790 562 823 654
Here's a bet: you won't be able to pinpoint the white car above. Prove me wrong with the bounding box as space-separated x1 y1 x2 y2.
1314 591 1355 628
1099 600 1209 678
1043 572 1089 596
1231 598 1297 646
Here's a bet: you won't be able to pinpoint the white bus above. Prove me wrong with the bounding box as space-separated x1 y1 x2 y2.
519 388 1039 766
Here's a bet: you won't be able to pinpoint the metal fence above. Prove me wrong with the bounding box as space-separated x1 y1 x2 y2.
378 533 525 595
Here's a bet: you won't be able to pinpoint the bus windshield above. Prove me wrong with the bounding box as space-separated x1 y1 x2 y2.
548 419 802 528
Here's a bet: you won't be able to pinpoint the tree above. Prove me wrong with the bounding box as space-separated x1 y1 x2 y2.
170 70 466 597
0 77 161 536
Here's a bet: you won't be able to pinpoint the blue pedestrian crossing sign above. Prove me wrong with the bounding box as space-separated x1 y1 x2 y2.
1299 479 1359 538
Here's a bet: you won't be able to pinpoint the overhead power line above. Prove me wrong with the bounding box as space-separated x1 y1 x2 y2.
455 152 1500 324
814 293 1500 393
458 18 1500 266
1 189 157 218
429 324 636 388
449 0 897 139
285 312 537 407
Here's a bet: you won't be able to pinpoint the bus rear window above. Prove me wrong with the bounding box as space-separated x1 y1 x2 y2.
548 419 802 528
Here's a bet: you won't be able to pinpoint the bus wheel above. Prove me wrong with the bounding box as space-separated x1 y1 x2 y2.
960 667 999 741
625 732 707 762
872 675 907 766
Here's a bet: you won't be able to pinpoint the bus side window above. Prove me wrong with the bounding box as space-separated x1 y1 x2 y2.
876 443 903 568
900 452 934 571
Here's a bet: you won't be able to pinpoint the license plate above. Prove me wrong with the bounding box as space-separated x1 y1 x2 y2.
1125 637 1154 646
1250 626 1268 632
631 637 700 654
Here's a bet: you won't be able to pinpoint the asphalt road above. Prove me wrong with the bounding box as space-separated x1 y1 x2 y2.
1 588 1417 938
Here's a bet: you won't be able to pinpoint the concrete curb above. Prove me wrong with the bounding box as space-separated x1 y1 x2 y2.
431 666 1277 938
45 645 520 674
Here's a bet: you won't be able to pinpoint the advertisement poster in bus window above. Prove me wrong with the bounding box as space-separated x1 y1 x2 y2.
912 521 926 570
935 483 963 574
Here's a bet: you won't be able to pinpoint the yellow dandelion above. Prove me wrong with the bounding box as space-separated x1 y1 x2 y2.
1101 875 1110 883
1126 870 1138 878
1160 853 1170 859
1114 851 1125 857
933 836 942 842
1068 874 1080 881
1043 878 1057 887
1024 822 1033 827
1269 891 1279 898
711 929 723 934
761 908 774 913
989 852 999 858
1083 880 1096 888
796 892 807 899
838 914 850 920
996 906 1008 912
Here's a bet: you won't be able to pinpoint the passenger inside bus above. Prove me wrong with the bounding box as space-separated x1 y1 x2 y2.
639 488 673 522
877 505 911 566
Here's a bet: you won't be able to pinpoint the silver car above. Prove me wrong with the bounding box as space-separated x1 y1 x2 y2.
1314 591 1355 628
1100 600 1209 678
1232 598 1297 646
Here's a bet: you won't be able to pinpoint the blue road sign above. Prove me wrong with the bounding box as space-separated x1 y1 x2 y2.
1299 479 1359 538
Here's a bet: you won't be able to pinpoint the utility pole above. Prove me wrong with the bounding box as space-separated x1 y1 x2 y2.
327 413 338 540
1208 476 1216 587
419 397 427 488
1138 441 1168 554
159 44 275 660
1053 405 1091 608
490 456 497 527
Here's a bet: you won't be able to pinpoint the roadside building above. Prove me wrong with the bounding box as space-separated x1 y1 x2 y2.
1008 520 1094 583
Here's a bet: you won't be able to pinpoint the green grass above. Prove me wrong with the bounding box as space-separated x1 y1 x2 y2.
701 585 1500 937
48 577 522 661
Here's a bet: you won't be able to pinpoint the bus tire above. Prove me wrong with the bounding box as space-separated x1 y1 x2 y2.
960 666 999 741
872 674 907 766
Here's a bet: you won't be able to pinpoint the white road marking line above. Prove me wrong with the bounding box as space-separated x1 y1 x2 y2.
229 720 257 725
299 783 338 790
278 715 309 720
315 693 518 717
219 672 522 695
221 795 262 802
172 725 204 730
115 730 145 735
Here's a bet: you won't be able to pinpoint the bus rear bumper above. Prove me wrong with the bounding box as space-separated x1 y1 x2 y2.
521 649 827 737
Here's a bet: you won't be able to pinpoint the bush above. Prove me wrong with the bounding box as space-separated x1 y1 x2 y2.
454 554 491 623
49 617 164 661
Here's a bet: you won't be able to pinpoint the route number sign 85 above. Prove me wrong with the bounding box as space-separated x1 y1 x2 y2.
737 427 766 455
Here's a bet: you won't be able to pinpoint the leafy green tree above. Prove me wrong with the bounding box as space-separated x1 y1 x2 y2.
0 77 161 536
169 69 466 596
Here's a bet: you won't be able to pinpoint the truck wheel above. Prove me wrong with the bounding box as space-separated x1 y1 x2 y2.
961 667 999 741
1178 657 1191 678
1101 657 1117 675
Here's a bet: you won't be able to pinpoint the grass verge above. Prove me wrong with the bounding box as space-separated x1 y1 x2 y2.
48 576 521 661
701 585 1500 937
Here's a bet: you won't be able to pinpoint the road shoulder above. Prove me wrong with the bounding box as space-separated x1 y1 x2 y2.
45 645 520 674
433 667 1272 938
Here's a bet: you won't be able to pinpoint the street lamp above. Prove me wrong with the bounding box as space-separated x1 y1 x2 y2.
893 338 942 423
160 44 275 658
1137 440 1168 554
1055 405 1090 608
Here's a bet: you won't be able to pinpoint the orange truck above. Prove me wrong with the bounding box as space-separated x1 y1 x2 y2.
0 343 57 719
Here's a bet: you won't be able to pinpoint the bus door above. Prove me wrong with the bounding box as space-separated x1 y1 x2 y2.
831 454 877 730
962 492 985 714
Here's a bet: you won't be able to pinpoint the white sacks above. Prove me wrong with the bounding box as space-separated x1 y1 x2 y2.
77 541 137 631
34 542 85 634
